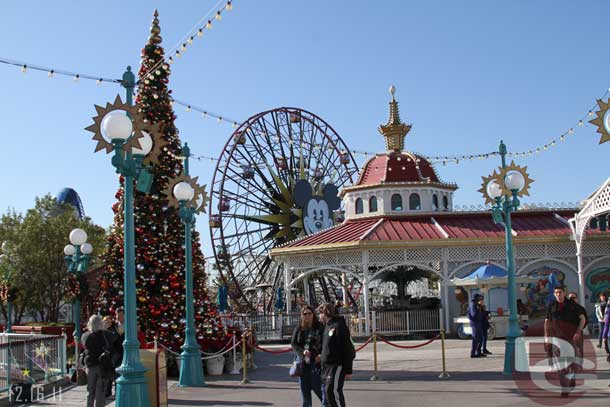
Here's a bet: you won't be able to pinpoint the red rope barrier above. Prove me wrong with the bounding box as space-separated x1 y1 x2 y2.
377 335 440 349
254 344 293 354
355 335 374 352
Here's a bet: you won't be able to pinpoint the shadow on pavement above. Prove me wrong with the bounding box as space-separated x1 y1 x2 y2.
169 400 272 406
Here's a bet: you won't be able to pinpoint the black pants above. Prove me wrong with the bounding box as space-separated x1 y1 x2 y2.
322 364 346 407
470 325 483 356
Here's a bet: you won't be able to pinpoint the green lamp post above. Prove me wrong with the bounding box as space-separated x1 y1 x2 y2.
479 141 533 374
85 67 163 407
64 228 92 383
64 228 93 339
165 143 208 387
0 241 16 333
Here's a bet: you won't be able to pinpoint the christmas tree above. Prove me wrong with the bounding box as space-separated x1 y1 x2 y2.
97 10 225 352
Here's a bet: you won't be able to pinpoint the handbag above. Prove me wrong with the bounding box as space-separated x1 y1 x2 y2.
289 356 303 377
70 368 88 386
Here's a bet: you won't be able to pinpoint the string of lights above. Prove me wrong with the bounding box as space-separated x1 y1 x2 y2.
170 97 241 128
0 0 236 89
0 56 121 84
183 87 610 165
351 88 610 166
157 0 234 71
1 44 607 169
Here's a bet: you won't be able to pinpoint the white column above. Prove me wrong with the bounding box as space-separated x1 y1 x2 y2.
304 276 310 305
439 280 449 334
363 251 371 334
284 260 292 314
576 242 586 305
341 273 348 305
441 252 451 333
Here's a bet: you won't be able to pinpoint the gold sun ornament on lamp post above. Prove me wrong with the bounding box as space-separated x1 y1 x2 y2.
478 141 533 375
85 94 145 154
589 98 610 144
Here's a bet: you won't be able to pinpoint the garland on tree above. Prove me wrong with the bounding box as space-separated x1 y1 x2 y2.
64 273 88 303
97 10 225 352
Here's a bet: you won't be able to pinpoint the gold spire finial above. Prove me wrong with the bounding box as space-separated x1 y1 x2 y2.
148 9 163 45
378 86 411 153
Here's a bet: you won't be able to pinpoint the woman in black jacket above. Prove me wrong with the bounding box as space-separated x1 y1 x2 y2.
81 315 117 407
291 305 325 407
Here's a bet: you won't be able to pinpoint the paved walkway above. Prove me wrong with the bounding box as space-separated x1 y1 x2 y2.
27 338 610 406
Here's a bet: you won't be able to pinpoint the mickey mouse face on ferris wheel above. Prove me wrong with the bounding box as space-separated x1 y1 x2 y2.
294 180 341 236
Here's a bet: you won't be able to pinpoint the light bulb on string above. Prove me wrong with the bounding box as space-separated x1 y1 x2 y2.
215 11 222 20
176 50 182 58
217 116 222 123
560 135 565 141
186 106 191 112
188 37 194 45
74 74 80 82
226 1 233 11
206 20 212 29
181 43 187 51
97 78 102 85
197 28 203 37
578 120 584 126
232 122 238 128
589 110 594 117
168 56 174 64
202 112 207 119
568 128 574 135
48 70 54 78
20 65 27 73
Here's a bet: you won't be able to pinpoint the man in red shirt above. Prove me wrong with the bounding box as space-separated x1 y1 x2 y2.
544 285 587 398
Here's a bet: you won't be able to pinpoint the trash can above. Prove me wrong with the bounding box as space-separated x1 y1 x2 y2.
140 348 168 407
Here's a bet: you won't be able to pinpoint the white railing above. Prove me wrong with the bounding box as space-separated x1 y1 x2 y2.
221 309 440 341
372 309 440 335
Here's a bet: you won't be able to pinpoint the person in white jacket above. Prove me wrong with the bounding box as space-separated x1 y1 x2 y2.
595 292 608 348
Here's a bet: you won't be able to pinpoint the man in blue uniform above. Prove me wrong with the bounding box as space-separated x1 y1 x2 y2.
468 294 486 358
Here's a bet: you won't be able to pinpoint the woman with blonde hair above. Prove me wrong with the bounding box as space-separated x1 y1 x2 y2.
81 314 116 407
291 304 325 407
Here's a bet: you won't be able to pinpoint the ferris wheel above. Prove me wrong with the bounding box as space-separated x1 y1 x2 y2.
208 107 359 310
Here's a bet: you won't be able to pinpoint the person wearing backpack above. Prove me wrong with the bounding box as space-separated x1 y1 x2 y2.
318 302 355 407
81 314 117 407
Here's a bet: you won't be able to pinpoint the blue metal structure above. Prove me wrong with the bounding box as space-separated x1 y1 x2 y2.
55 188 85 219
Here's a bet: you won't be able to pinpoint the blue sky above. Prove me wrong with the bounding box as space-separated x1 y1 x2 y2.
2 0 610 259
